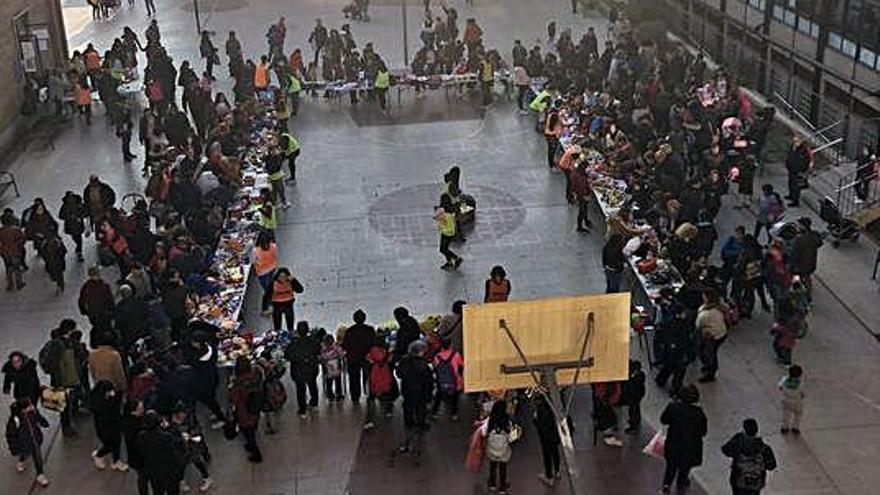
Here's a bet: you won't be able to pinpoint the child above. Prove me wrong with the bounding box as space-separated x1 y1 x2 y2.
779 364 805 434
432 338 464 420
320 335 345 402
592 381 623 446
622 359 646 434
363 341 398 430
771 299 801 365
170 402 213 492
485 399 513 494
5 398 49 486
259 353 288 434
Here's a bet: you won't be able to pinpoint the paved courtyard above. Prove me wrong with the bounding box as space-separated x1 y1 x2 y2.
0 0 878 494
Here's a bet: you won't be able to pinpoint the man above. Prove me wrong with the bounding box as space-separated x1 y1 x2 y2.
395 340 434 460
144 0 156 16
199 31 218 80
267 17 287 65
392 307 422 365
89 332 127 393
82 175 117 228
341 310 376 404
854 145 876 203
479 55 494 106
78 266 115 329
0 210 26 291
436 300 465 353
39 320 82 437
254 55 271 92
285 322 321 418
789 217 823 294
279 132 301 183
226 31 244 78
511 40 527 68
720 226 746 297
721 419 777 495
308 19 328 65
784 135 812 207
140 412 187 493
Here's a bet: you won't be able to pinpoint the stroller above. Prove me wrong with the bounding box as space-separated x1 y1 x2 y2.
820 197 859 247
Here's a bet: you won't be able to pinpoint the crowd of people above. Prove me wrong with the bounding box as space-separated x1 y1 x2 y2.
0 3 842 495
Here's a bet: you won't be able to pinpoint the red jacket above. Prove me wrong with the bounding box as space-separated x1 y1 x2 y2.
228 368 262 429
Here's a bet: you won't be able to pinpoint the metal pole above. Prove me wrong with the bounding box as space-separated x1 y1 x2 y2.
401 0 409 67
543 370 585 495
193 0 202 34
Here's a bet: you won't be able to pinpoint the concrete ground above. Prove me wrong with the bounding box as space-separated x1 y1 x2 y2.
0 0 877 494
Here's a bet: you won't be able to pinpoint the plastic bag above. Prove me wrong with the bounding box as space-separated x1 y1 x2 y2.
465 422 487 473
643 430 666 459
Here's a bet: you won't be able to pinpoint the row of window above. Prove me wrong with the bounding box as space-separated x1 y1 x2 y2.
828 31 880 71
771 4 820 38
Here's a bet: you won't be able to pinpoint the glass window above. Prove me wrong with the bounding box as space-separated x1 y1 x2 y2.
797 17 811 34
828 32 843 50
784 9 797 26
773 5 784 21
842 38 857 57
810 22 820 38
859 47 877 67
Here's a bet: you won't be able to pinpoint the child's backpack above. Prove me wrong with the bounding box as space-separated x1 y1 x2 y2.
734 450 767 491
369 361 393 397
435 353 458 396
263 379 287 412
486 428 512 462
324 349 343 379
38 340 62 376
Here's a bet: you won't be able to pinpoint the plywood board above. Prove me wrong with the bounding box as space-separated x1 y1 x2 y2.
462 293 631 392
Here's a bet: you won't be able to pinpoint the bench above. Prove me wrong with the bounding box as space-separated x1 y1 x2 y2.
0 171 19 199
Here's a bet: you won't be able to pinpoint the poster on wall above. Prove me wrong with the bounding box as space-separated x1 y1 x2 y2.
33 28 50 51
20 40 37 73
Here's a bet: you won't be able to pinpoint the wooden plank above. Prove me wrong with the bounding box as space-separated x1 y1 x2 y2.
462 293 631 392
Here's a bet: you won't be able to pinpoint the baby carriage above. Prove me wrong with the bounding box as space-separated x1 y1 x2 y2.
819 197 859 247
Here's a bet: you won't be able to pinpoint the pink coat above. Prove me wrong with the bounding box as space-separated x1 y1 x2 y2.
433 348 464 392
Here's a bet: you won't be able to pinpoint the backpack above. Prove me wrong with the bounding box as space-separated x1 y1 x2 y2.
734 450 766 490
38 340 62 376
435 353 458 396
369 361 393 396
57 347 81 388
325 356 342 379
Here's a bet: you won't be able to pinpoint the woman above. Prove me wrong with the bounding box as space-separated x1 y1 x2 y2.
434 194 462 271
23 199 58 257
253 231 278 316
228 357 264 463
544 110 562 168
2 352 42 412
659 385 707 494
41 233 67 294
90 380 128 472
534 394 561 486
696 289 728 383
6 398 50 486
58 191 88 262
602 234 626 293
484 265 511 302
121 399 150 495
485 399 513 493
734 234 770 317
271 267 303 332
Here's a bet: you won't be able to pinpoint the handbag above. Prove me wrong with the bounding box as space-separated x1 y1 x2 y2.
41 387 68 412
642 430 666 459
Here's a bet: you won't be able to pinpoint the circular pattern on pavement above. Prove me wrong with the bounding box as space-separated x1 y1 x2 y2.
181 0 249 13
368 183 526 247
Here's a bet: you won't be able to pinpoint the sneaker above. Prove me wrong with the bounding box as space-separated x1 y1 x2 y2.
659 486 671 494
281 202 291 210
35 474 49 487
209 420 226 430
363 421 375 431
247 454 263 464
603 436 624 447
299 413 309 419
791 428 801 435
92 450 107 470
781 427 790 434
198 478 213 492
538 474 555 486
180 481 191 493
450 415 459 421
15 462 25 473
111 460 129 472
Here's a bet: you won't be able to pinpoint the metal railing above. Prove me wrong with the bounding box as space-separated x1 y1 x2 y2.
835 166 880 219
773 91 846 167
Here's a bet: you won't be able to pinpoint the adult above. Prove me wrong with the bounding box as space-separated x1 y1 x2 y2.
58 191 88 262
436 300 465 353
89 332 127 393
659 385 708 494
341 309 375 404
696 289 728 383
789 217 823 294
395 340 434 459
39 320 82 437
784 135 812 207
392 307 422 365
534 393 561 486
2 352 42 409
199 31 218 80
121 399 150 495
252 231 277 316
602 234 626 293
654 304 695 397
228 357 264 462
0 210 26 290
754 184 784 244
90 380 128 471
78 266 115 330
721 419 778 495
484 265 511 302
83 175 117 228
285 322 321 418
271 267 303 332
140 411 187 493
308 19 328 65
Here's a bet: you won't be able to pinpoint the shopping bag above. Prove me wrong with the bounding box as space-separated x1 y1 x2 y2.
40 387 67 412
643 430 666 459
464 427 487 473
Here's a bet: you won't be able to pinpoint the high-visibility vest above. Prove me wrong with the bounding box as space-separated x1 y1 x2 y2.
77 86 92 106
254 63 269 89
259 203 277 230
375 70 390 89
281 133 300 154
438 212 456 236
480 61 493 83
529 90 550 112
287 74 302 94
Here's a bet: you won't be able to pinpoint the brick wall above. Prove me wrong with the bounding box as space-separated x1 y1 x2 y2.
0 0 67 139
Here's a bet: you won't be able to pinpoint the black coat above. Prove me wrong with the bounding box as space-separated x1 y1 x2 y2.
393 316 422 362
123 415 148 469
396 355 434 404
91 389 123 443
285 336 321 382
141 425 186 482
533 396 560 445
790 230 822 276
721 432 777 488
116 296 149 349
341 323 376 363
660 401 707 467
2 358 41 403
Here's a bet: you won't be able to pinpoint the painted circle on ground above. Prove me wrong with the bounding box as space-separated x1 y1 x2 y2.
181 0 249 13
368 183 526 247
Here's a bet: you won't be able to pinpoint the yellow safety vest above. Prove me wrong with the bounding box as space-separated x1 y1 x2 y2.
375 70 390 89
287 74 302 94
438 212 456 237
480 61 494 82
259 203 277 230
530 90 550 113
282 133 300 154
